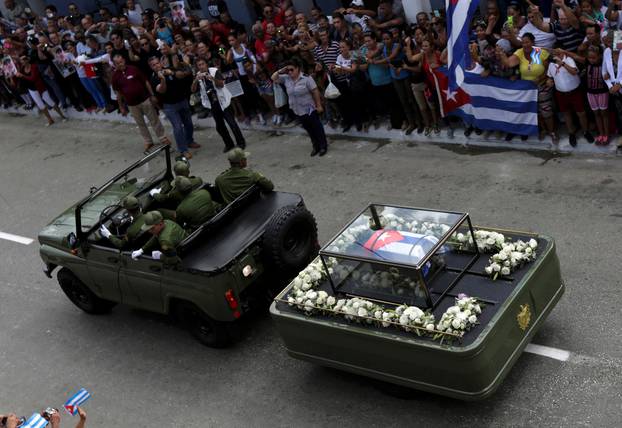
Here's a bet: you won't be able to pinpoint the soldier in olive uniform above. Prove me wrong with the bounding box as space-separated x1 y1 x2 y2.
131 211 188 266
215 148 274 204
150 160 203 208
174 176 221 229
99 196 146 249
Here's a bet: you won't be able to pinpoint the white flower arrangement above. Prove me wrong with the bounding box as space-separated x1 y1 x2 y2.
453 229 506 252
434 294 482 341
484 238 538 280
285 257 485 341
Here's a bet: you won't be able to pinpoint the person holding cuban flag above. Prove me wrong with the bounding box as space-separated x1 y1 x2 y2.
1 406 86 428
497 32 558 144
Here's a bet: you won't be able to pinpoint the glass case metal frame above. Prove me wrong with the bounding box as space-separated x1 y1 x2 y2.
319 203 480 309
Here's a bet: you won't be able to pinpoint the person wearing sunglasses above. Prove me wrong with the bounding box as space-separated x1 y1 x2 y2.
272 57 328 156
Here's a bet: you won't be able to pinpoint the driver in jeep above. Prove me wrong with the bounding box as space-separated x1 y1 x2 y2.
150 160 203 208
98 196 145 249
131 210 187 265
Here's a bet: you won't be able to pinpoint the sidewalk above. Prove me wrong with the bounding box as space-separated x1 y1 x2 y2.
3 105 620 156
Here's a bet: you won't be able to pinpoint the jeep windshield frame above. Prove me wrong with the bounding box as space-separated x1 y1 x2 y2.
74 145 172 241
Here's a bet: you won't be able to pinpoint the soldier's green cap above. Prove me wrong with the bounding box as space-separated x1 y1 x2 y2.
140 210 164 231
227 148 250 164
173 160 190 176
174 176 193 193
121 195 140 210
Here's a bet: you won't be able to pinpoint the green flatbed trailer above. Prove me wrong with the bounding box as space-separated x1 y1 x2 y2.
270 228 564 400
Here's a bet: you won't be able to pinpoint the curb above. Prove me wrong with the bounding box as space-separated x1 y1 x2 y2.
3 106 619 156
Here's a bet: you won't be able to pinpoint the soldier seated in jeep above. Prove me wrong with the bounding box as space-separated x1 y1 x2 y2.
131 211 187 265
173 176 221 230
150 161 203 208
98 196 145 249
216 148 274 204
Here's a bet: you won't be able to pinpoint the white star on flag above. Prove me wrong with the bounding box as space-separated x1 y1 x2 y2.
444 88 458 102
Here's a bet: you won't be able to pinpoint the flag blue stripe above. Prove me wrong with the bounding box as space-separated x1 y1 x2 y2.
464 72 538 91
449 109 539 136
23 414 48 428
469 96 538 113
446 0 481 90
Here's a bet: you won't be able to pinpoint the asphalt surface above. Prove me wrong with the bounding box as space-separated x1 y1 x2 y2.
0 113 621 427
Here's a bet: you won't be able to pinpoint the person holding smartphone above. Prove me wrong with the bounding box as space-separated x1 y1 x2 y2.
271 57 327 156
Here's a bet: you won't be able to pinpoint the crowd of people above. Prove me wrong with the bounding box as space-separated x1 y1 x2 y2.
1 0 622 156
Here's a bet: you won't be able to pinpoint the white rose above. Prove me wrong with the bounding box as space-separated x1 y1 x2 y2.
447 306 459 315
352 301 360 309
525 247 533 255
326 296 336 307
486 237 495 246
374 310 382 319
451 319 462 330
305 290 317 300
426 323 435 331
468 315 477 324
529 238 538 249
474 304 482 314
287 297 295 305
484 266 493 275
501 266 510 276
358 307 369 318
293 277 303 288
399 314 409 325
491 263 501 272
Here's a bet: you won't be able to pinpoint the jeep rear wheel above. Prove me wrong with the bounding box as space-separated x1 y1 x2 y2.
57 268 117 314
175 302 231 348
262 205 318 278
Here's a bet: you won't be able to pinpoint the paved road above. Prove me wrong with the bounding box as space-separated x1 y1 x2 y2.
1 114 621 427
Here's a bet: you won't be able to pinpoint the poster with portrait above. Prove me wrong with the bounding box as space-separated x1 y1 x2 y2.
169 1 188 25
1 56 17 77
51 46 76 78
225 79 244 98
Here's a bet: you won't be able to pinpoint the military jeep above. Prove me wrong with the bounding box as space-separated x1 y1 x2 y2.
38 146 318 347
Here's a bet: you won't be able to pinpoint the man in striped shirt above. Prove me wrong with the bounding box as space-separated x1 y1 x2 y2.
531 0 584 53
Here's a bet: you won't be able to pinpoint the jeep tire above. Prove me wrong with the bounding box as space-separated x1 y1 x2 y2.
175 302 231 348
57 268 117 314
262 205 318 278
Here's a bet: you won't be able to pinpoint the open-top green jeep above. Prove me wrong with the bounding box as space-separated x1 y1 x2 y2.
38 146 318 347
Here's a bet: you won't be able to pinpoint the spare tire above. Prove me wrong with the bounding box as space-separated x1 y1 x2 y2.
262 204 318 277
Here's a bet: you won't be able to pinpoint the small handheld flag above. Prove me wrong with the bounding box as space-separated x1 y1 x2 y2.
63 388 91 416
21 413 48 428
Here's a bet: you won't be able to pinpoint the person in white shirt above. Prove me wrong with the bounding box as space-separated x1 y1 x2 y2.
125 0 143 26
518 8 557 49
546 51 593 146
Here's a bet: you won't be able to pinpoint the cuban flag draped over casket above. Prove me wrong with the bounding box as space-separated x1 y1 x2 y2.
363 230 440 265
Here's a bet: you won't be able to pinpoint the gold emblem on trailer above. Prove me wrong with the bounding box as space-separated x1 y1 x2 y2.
517 304 531 331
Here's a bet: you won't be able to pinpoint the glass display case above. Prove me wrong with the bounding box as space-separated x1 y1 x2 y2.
319 204 480 308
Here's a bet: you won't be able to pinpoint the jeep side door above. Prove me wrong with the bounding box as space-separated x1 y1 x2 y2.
118 252 164 313
85 243 122 302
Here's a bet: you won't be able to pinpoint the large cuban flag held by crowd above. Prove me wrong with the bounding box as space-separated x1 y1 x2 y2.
438 0 539 136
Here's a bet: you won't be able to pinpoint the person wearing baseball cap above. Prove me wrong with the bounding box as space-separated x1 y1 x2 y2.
215 148 274 204
131 210 187 265
98 196 146 249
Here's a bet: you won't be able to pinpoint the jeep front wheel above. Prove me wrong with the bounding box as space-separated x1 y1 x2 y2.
57 268 117 314
175 302 231 348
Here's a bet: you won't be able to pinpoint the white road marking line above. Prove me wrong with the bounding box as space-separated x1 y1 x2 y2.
0 231 34 245
524 343 570 362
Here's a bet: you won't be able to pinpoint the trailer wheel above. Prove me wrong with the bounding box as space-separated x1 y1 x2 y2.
262 205 318 277
57 268 117 314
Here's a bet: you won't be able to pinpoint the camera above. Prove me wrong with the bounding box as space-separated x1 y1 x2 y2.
0 416 26 427
42 408 58 421
218 47 225 55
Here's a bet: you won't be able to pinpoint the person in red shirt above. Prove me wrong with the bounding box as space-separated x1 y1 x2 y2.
261 4 284 32
111 54 171 152
16 55 67 126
